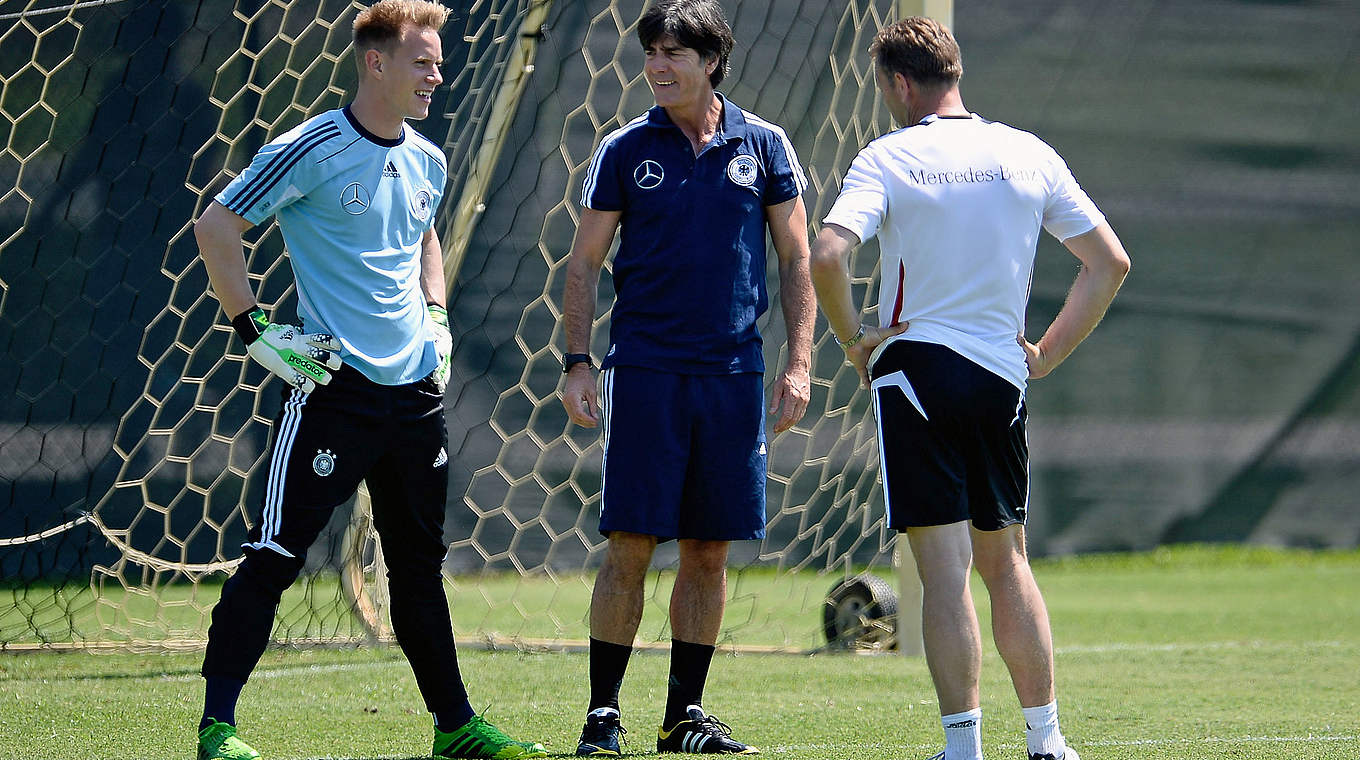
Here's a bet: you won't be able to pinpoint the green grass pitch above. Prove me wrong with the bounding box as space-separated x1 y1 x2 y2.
2 545 1357 759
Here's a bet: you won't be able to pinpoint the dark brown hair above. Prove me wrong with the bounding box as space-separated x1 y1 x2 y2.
638 0 735 87
870 16 963 88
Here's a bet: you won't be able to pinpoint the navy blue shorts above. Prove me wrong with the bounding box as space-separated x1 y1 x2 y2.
598 366 767 541
870 340 1028 532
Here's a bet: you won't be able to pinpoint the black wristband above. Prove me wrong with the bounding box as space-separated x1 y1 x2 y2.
231 307 268 344
562 353 594 373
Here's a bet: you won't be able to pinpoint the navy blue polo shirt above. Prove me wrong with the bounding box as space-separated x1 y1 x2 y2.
581 93 806 374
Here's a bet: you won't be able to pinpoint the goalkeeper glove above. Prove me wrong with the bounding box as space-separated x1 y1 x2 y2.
428 303 452 394
232 307 343 393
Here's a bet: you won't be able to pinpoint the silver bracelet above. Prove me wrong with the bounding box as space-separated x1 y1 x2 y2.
837 325 866 349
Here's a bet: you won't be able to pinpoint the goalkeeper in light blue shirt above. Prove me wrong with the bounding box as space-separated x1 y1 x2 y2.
190 2 545 759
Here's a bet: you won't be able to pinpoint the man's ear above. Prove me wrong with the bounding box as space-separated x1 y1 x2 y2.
365 48 383 76
892 70 911 96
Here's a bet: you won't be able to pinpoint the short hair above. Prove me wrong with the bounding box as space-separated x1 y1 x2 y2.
870 16 963 89
638 0 735 88
352 0 450 55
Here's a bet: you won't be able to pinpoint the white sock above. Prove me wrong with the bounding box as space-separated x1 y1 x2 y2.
1022 700 1066 757
588 706 619 719
941 708 983 760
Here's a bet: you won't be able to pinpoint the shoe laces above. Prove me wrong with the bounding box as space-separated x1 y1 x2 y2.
466 714 512 745
200 722 234 746
693 713 734 738
583 714 627 743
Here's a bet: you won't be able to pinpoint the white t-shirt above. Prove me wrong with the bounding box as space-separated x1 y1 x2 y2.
823 113 1105 391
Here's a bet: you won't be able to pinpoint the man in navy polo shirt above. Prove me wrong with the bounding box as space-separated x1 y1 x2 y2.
559 0 814 755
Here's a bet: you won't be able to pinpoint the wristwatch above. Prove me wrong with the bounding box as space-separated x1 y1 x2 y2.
562 353 594 373
837 326 867 349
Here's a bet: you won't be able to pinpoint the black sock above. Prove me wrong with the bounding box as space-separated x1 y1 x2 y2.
434 701 477 733
201 676 246 730
588 637 633 713
664 639 715 726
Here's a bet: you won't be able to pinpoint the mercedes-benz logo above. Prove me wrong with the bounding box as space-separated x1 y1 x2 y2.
633 160 664 190
340 182 371 215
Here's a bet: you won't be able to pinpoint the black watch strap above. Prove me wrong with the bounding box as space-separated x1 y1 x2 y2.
562 353 594 373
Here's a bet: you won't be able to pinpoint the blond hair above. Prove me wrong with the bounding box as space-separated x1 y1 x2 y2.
353 0 449 57
869 16 962 88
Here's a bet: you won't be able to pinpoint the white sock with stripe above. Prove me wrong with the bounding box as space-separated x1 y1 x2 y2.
941 708 983 760
1022 700 1066 757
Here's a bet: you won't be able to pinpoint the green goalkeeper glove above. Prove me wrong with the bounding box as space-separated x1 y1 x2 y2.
232 307 343 393
428 303 452 394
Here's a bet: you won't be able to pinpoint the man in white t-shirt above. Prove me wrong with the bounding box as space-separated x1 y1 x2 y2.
809 17 1129 760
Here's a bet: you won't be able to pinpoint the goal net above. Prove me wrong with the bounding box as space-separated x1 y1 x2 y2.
1 0 903 653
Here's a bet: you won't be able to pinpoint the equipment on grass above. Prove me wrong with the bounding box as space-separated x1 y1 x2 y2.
1031 748 1080 760
822 572 898 650
233 307 342 393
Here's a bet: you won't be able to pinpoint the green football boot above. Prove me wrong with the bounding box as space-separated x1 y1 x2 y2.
433 715 547 759
197 719 261 760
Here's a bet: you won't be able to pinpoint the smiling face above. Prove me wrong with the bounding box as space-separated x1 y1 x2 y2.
369 23 443 122
644 34 716 110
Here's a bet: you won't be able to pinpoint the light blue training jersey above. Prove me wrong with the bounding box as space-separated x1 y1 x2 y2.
217 106 446 385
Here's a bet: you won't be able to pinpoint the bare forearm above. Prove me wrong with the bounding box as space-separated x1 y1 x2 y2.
562 257 600 354
764 197 815 371
779 256 815 371
421 230 446 307
194 203 256 318
1036 263 1125 366
1034 224 1130 372
809 226 862 342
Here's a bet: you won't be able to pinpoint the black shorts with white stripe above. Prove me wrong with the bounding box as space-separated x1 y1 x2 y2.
870 340 1028 532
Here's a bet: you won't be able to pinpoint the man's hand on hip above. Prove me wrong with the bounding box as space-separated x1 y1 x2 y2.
1017 334 1056 379
845 322 910 388
233 307 342 393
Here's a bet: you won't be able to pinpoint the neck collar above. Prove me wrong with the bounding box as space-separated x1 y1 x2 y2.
918 112 975 125
344 105 405 147
648 92 746 142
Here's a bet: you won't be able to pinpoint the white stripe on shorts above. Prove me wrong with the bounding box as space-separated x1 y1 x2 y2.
247 386 308 558
870 370 928 420
871 370 928 528
599 368 613 520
